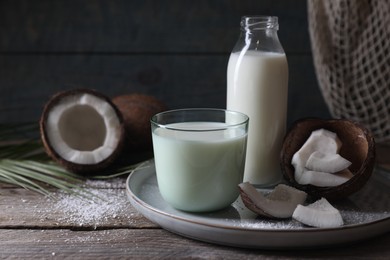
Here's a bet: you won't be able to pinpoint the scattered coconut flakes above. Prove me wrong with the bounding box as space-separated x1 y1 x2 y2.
84 177 127 189
47 186 131 227
230 218 299 229
341 210 389 224
32 229 129 245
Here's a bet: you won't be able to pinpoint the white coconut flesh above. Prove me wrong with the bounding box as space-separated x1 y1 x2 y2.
305 151 352 173
298 170 353 187
292 198 344 228
292 129 353 187
45 93 121 165
292 129 341 180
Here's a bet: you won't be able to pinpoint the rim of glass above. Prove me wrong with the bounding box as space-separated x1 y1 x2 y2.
241 16 279 30
242 15 278 21
150 108 249 132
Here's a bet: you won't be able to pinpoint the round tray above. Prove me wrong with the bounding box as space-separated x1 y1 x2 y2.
126 160 390 249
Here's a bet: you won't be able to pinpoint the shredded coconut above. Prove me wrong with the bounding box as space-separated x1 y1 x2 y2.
40 178 134 228
84 178 126 189
53 189 123 225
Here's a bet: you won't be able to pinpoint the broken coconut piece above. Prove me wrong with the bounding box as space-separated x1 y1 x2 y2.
40 89 125 174
292 128 342 181
292 197 343 228
306 151 352 173
239 183 307 219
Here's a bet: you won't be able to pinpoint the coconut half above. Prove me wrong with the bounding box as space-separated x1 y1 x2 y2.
280 118 376 200
40 89 125 174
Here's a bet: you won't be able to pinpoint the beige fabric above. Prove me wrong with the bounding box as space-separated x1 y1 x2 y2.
308 0 390 142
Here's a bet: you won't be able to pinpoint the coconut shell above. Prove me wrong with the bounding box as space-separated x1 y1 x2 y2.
280 118 376 200
40 88 126 175
112 94 167 152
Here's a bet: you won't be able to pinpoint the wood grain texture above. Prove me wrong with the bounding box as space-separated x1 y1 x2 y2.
0 0 309 53
0 181 389 258
0 0 331 126
0 182 156 229
0 54 330 124
0 229 389 259
0 1 387 258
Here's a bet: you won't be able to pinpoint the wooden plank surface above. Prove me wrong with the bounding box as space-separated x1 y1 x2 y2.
0 0 332 126
0 1 388 258
0 0 310 53
0 181 155 229
0 184 389 259
0 54 330 124
0 229 389 259
1 172 389 258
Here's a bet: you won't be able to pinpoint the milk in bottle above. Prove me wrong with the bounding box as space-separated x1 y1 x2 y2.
227 16 288 186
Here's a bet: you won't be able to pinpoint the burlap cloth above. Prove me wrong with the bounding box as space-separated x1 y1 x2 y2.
307 0 390 146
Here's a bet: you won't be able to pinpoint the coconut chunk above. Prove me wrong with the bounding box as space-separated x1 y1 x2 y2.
239 183 307 218
306 151 352 173
292 129 342 180
291 128 354 187
292 198 343 228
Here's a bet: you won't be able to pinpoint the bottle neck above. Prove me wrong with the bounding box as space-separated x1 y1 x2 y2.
232 16 284 54
240 16 279 32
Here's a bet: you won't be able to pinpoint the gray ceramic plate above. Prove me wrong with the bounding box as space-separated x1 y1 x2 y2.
126 159 390 249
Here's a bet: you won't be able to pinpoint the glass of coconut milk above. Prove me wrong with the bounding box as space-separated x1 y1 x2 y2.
151 108 249 212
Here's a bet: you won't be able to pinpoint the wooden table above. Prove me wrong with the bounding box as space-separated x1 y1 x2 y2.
0 171 389 259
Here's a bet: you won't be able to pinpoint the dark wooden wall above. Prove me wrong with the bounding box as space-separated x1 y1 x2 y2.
0 0 330 126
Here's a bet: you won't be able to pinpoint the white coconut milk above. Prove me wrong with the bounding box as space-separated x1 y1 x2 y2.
227 50 288 185
152 122 247 212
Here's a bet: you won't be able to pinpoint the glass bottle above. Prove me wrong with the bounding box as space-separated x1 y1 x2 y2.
227 16 288 186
